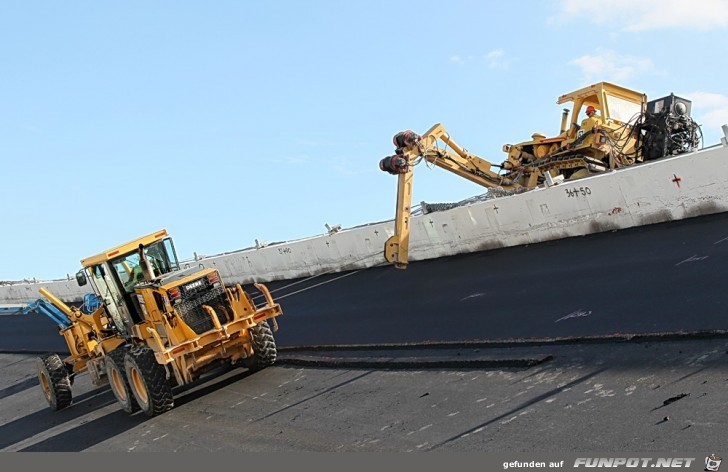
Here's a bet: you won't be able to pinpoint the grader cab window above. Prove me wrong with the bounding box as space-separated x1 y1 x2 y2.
111 239 178 294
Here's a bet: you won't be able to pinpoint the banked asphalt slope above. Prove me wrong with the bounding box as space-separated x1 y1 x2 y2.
2 211 728 353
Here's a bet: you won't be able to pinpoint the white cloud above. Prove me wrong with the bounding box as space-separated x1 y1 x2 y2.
571 49 654 82
701 108 728 128
689 91 728 128
483 49 510 69
689 91 728 108
450 55 466 65
554 0 728 31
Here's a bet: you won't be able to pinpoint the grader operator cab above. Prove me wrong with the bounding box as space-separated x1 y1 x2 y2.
34 229 282 417
379 82 702 268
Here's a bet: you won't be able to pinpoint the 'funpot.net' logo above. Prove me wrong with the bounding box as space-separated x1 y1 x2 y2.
573 458 695 468
705 454 722 472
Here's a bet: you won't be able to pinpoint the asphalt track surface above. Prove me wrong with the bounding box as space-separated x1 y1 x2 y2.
1 338 727 453
1 212 727 453
4 211 728 353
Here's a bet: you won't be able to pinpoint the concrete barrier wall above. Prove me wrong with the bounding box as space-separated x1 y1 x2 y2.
2 141 727 305
0 278 89 305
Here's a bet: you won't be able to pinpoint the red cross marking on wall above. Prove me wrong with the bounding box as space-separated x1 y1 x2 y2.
672 174 682 188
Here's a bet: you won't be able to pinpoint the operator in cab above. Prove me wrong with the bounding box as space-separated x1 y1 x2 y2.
580 105 603 134
122 252 164 293
572 104 604 148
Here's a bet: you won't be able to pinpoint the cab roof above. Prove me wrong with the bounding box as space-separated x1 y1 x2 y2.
80 229 169 267
556 81 645 106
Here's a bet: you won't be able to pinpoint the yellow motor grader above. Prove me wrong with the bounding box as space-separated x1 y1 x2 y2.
378 81 701 269
33 229 282 417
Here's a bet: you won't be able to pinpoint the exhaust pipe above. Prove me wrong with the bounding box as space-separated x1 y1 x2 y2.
560 108 570 134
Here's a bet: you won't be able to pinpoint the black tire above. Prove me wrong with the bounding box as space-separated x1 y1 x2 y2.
37 353 72 411
106 346 140 414
244 320 277 372
124 346 174 417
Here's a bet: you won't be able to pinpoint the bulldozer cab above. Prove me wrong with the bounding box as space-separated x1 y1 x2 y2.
76 230 180 335
558 82 646 144
500 82 648 182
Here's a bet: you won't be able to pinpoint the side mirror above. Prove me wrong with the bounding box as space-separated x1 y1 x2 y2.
76 269 88 287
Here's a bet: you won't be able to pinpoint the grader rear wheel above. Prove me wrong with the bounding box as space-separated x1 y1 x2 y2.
244 320 277 372
124 346 174 417
36 353 72 411
106 346 140 414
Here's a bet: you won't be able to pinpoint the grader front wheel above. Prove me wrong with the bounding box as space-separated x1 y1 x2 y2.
244 320 277 372
124 346 174 417
106 346 140 414
36 353 72 411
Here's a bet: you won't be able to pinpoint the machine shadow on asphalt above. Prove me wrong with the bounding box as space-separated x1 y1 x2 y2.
168 365 259 409
19 408 147 452
3 364 263 452
0 386 120 451
0 377 40 400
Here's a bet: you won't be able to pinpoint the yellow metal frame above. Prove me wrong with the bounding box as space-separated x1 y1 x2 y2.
132 280 282 384
39 287 124 375
81 229 169 267
384 169 413 268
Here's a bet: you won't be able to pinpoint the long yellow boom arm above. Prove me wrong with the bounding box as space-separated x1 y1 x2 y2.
380 124 521 269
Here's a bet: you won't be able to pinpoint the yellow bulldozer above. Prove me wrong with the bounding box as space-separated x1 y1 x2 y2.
379 81 702 268
32 229 282 417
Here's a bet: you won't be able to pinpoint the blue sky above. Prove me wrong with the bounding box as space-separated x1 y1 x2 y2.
2 0 728 281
